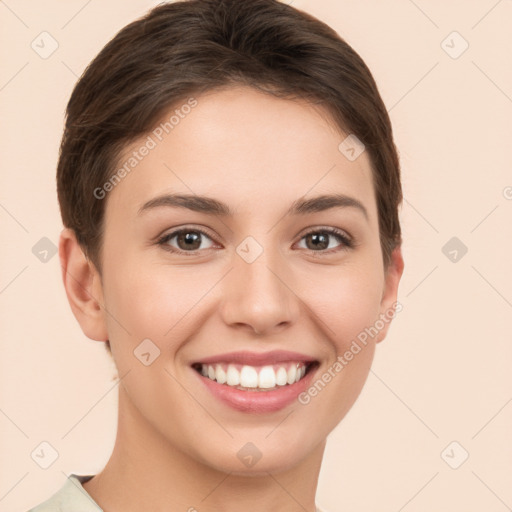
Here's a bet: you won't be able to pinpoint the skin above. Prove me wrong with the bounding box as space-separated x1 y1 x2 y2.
59 85 404 512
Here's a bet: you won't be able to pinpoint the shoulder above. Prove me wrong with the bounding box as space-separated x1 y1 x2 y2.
26 474 102 512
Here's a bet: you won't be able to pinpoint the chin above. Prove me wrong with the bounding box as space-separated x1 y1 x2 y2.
195 434 316 476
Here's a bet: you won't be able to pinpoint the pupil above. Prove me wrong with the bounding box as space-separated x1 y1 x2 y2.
180 232 200 249
310 233 327 250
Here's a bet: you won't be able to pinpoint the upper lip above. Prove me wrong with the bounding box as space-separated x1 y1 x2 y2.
192 350 318 366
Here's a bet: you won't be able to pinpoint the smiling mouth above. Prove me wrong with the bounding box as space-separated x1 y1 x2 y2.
191 361 319 392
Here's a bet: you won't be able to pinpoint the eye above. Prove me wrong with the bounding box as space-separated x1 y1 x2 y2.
157 228 216 253
156 226 354 255
296 227 353 253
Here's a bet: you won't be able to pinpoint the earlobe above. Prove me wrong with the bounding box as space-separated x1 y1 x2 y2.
59 228 108 342
375 246 405 344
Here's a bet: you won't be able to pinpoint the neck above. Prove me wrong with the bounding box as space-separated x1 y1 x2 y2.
83 386 325 512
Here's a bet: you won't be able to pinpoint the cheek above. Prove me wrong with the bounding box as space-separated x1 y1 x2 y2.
103 249 384 352
101 255 219 352
301 262 384 351
292 265 382 437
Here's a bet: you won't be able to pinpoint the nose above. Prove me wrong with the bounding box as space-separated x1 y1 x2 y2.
219 248 300 336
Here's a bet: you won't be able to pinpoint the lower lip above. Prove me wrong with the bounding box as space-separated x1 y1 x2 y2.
193 364 318 413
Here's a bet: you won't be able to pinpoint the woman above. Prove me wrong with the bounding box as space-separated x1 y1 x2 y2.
29 0 404 510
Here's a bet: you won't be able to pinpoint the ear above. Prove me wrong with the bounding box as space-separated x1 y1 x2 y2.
59 228 108 342
375 245 404 344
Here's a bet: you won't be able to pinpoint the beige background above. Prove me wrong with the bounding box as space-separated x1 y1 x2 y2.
1 1 511 511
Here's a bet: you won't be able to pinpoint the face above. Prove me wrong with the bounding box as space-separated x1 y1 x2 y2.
91 86 403 475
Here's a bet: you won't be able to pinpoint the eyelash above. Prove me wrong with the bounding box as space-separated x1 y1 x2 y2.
156 226 354 256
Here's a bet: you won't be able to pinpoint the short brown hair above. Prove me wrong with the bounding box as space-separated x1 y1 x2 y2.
57 0 403 354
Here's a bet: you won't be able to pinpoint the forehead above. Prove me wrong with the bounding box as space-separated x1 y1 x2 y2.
106 86 377 223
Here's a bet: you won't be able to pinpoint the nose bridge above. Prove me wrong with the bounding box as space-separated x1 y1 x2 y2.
220 238 299 334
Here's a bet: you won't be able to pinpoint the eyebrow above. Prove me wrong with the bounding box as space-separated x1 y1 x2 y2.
138 193 369 220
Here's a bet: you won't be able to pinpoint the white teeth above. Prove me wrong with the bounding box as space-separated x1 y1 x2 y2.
197 362 312 390
276 366 288 386
287 365 297 385
226 364 240 386
258 366 276 388
215 364 227 384
240 365 258 388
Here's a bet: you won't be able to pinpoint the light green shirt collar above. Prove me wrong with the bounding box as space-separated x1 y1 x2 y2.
28 473 329 512
28 474 102 512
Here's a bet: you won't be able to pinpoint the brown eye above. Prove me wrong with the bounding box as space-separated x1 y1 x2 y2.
297 228 353 253
158 229 215 253
304 232 330 250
